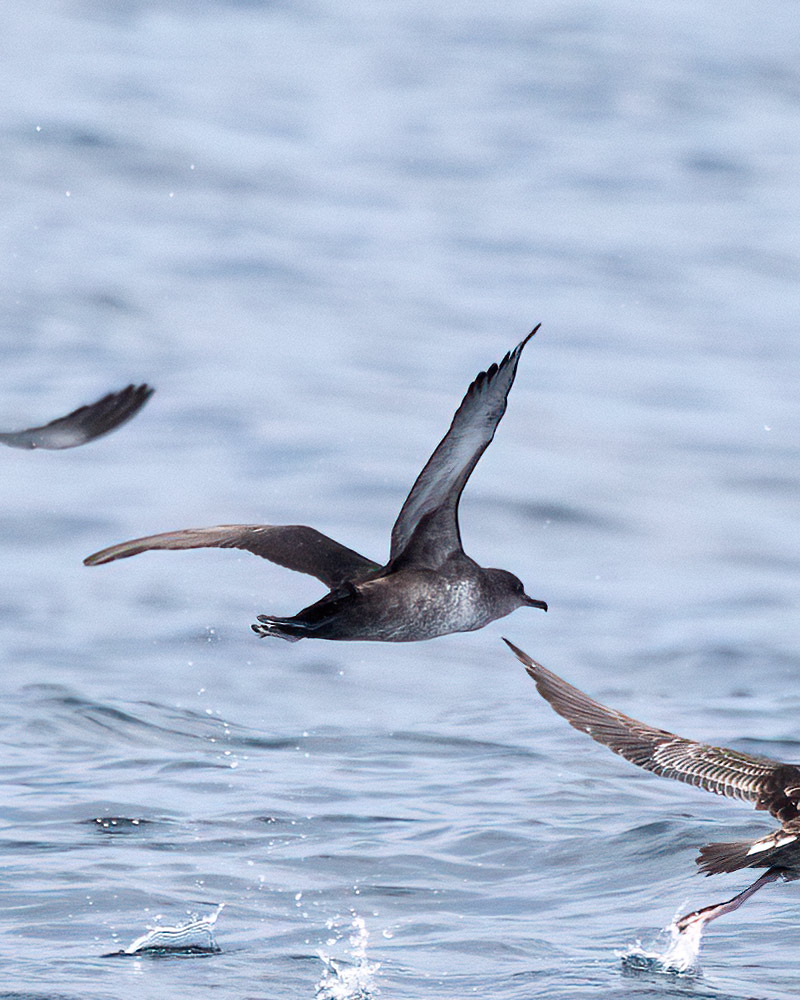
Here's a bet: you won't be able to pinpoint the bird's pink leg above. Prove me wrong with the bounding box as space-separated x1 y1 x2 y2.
675 867 783 933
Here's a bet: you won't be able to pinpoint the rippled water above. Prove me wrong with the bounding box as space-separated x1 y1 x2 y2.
1 1 799 998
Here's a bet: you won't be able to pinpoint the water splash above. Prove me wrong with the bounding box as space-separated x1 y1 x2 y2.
618 914 704 977
316 913 380 999
109 903 224 956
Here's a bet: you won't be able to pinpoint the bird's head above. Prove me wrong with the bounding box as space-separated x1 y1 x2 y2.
487 568 548 614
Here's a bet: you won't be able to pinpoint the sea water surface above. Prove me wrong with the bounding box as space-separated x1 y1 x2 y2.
1 2 799 998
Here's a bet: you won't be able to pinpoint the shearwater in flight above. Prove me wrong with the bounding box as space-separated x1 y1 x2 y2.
85 330 546 642
505 638 800 933
0 384 153 450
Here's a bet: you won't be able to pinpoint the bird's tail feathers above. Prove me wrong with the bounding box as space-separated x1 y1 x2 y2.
697 841 762 875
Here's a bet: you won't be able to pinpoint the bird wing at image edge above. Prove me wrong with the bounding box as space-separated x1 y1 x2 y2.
0 383 153 449
504 638 782 806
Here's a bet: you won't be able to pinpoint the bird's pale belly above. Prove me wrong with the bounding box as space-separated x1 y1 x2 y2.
336 575 494 642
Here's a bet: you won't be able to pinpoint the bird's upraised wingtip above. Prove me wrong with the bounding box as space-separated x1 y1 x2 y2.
521 323 542 349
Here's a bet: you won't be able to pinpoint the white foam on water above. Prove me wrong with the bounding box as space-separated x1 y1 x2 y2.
618 913 704 977
316 913 381 999
122 903 224 955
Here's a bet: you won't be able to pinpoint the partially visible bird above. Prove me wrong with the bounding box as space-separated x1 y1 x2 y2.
84 330 547 643
0 384 154 450
504 638 800 932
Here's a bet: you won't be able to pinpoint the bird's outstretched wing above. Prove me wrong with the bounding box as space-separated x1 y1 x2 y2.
389 328 539 566
504 638 787 808
84 524 380 589
0 384 154 450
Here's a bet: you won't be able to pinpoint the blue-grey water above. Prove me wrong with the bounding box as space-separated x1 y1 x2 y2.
1 2 799 997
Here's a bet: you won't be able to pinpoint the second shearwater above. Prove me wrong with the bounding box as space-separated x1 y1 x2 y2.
0 384 153 450
505 638 800 933
85 330 547 642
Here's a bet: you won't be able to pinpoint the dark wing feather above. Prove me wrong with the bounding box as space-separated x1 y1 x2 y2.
504 638 783 807
84 524 380 589
389 327 539 565
0 384 154 450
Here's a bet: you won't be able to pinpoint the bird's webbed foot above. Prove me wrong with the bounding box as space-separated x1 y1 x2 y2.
251 615 306 642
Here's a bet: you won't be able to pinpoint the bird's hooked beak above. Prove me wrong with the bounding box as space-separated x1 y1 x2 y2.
523 595 548 612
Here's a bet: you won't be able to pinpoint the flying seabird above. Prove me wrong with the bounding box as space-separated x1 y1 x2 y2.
0 384 154 450
504 638 800 932
84 330 547 642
